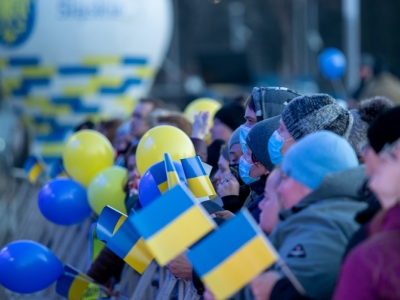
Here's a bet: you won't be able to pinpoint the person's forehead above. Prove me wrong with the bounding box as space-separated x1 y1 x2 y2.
245 106 255 117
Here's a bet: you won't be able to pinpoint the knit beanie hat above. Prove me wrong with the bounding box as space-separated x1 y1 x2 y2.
214 102 245 131
282 94 353 140
282 131 358 190
229 127 241 149
252 87 301 122
246 115 280 171
368 106 400 153
348 96 394 156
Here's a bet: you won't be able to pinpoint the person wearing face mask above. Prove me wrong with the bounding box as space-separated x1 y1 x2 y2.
218 117 280 221
239 87 301 156
217 87 300 213
267 93 354 166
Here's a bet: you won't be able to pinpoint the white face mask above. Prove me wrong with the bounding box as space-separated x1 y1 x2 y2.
239 125 251 154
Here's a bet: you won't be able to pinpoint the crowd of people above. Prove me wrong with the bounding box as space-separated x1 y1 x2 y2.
81 87 400 300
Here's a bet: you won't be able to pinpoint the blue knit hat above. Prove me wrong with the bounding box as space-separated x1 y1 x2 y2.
281 131 358 190
229 127 241 149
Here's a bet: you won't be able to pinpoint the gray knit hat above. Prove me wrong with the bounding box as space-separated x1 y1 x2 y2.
348 96 394 156
282 94 353 140
229 127 240 149
246 116 280 171
348 110 369 156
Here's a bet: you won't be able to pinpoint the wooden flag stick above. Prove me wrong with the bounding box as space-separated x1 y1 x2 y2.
276 259 306 296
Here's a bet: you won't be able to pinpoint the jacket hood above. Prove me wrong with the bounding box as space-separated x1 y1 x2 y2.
280 166 366 220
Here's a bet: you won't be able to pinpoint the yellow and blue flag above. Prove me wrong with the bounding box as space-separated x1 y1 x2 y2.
97 206 127 243
149 160 169 193
187 209 278 300
164 153 180 189
181 156 216 199
131 184 216 266
56 265 94 300
97 206 153 274
50 158 68 179
23 155 47 183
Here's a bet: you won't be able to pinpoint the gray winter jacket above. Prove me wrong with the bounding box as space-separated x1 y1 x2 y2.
268 166 367 300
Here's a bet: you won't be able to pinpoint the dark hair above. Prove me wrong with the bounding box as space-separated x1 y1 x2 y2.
97 119 123 143
124 145 137 168
74 120 95 132
244 95 255 112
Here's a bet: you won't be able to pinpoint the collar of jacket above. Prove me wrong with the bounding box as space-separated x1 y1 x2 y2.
279 166 366 221
249 174 268 195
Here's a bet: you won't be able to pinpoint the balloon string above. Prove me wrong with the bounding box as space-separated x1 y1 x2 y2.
62 272 131 300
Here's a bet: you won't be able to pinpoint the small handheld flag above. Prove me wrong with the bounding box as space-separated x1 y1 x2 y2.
97 206 153 274
149 160 169 193
23 155 47 183
50 158 68 179
97 206 127 243
181 156 216 199
187 209 278 300
130 184 216 266
56 265 94 300
164 153 180 189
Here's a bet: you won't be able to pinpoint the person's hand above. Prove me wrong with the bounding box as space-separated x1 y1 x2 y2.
166 253 193 280
250 271 282 300
212 210 235 220
191 111 210 140
217 175 240 197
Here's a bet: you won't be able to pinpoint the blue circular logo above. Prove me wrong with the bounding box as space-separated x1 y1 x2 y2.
0 0 35 47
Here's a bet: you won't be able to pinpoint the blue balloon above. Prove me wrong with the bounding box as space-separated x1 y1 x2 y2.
319 48 347 80
38 178 91 225
138 170 162 208
0 240 63 293
139 161 187 208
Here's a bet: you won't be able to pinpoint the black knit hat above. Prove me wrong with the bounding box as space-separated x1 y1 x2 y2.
252 87 301 122
246 116 280 171
282 94 353 140
367 106 400 153
214 102 245 131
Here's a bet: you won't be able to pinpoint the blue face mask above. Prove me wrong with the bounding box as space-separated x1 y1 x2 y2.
268 130 292 165
239 125 251 154
239 156 259 185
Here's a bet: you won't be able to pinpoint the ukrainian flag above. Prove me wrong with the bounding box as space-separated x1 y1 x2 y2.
97 206 127 243
97 206 153 274
56 265 94 300
164 153 180 189
149 160 169 193
131 184 216 266
181 156 216 199
187 210 278 300
23 155 46 183
50 158 68 179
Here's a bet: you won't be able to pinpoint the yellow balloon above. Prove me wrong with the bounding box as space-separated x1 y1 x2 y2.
87 166 128 215
136 125 196 175
63 130 114 186
184 98 222 127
